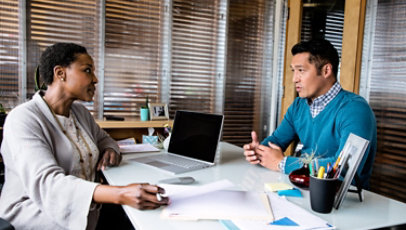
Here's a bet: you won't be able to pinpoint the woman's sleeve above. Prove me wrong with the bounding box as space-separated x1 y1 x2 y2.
3 111 99 230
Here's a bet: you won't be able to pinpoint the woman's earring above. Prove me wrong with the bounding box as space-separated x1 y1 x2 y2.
60 78 65 81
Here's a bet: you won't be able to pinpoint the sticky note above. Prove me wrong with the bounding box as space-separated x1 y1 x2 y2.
264 182 293 192
277 188 302 197
270 217 299 226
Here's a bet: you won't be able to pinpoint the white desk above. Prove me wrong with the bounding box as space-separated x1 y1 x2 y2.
102 142 406 230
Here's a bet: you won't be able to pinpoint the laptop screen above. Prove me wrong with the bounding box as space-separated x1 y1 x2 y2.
168 111 224 163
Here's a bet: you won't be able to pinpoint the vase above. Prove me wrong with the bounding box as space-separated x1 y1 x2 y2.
289 163 310 189
163 133 171 151
140 108 149 121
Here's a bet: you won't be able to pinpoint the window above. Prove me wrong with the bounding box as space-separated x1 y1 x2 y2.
169 0 278 146
0 0 19 110
301 0 345 77
103 0 164 117
0 0 283 147
27 0 101 111
169 0 221 114
361 0 406 203
223 0 273 146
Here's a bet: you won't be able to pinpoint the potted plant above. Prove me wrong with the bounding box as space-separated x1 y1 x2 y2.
140 96 149 121
288 151 317 189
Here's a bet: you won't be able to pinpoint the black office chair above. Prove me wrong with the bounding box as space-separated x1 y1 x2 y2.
0 218 14 230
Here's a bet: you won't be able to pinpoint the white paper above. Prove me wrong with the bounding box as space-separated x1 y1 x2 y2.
119 143 159 153
160 180 273 221
165 179 234 201
117 138 136 146
232 192 334 230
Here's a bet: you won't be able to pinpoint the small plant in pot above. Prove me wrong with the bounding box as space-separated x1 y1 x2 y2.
288 151 317 189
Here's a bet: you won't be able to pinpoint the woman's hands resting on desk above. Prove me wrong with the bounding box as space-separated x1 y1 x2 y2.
93 184 169 210
93 148 168 209
97 148 122 171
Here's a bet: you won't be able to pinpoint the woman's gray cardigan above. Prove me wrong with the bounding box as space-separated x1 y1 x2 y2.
0 92 120 230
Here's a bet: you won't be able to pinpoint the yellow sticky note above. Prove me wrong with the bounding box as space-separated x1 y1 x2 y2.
264 183 294 192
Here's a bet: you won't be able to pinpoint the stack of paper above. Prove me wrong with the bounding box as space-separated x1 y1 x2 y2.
160 180 274 222
117 138 159 153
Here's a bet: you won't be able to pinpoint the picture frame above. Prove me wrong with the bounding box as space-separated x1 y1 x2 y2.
148 103 169 120
333 133 369 209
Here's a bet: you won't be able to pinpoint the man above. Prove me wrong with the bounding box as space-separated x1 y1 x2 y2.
244 39 377 189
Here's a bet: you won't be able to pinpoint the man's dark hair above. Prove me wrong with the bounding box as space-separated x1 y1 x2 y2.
39 43 88 85
291 39 339 78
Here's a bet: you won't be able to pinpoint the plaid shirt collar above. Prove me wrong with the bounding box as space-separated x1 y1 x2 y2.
307 81 342 118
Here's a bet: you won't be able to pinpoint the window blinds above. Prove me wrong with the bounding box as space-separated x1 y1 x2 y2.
169 0 274 146
27 0 100 111
364 0 406 203
1 0 279 147
169 0 220 114
103 0 163 117
224 0 270 146
0 0 19 109
301 1 344 59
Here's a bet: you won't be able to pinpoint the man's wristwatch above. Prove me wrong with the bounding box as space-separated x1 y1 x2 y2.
277 157 285 172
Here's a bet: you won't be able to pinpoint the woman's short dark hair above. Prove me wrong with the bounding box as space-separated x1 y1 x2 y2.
39 43 88 85
291 39 339 78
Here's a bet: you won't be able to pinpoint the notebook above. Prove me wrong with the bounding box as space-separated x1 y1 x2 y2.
132 110 224 174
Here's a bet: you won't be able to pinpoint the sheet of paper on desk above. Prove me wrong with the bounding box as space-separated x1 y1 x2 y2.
117 137 136 145
119 143 159 153
117 137 159 153
163 179 234 201
160 180 274 222
230 192 334 230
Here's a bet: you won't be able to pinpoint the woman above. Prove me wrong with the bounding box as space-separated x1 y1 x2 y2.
0 43 168 229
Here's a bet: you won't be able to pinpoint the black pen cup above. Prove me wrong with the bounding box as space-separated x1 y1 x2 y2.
309 176 338 213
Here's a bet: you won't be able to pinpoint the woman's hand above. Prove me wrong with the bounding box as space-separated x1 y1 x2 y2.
93 184 169 210
97 148 122 171
118 184 169 210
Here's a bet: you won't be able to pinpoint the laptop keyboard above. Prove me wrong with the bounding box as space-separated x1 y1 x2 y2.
153 154 205 169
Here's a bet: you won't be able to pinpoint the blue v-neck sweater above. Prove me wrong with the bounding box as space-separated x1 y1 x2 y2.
262 90 377 188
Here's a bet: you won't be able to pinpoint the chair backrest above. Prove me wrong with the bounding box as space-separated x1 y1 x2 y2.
0 218 14 230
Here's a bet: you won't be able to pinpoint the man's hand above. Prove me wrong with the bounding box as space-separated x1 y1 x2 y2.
256 142 284 171
97 148 122 171
243 131 261 164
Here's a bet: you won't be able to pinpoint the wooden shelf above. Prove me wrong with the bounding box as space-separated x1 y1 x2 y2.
95 119 173 141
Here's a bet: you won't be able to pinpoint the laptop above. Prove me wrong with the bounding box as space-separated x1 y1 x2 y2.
132 110 224 174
